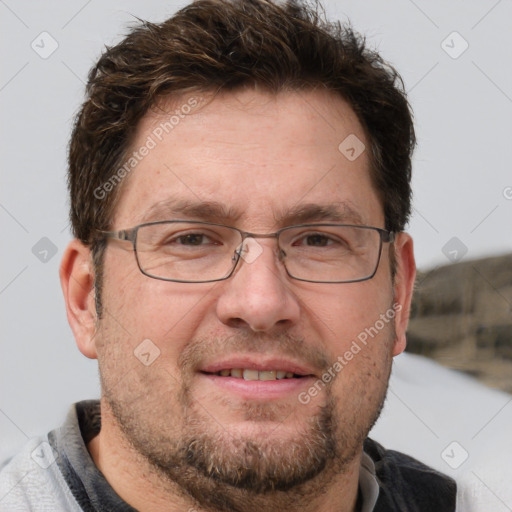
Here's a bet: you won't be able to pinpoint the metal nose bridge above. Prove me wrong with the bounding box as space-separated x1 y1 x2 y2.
234 231 286 265
240 230 280 240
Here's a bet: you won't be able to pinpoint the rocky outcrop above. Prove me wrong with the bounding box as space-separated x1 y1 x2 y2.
406 253 512 392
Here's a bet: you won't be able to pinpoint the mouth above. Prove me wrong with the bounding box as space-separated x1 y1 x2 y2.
198 357 318 400
203 368 306 380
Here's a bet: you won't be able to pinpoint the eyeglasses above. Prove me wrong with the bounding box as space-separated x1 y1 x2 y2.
96 220 395 284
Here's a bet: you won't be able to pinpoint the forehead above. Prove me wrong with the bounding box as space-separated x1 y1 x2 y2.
112 88 383 230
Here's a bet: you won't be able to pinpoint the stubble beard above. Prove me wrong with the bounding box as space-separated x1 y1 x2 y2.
100 331 393 512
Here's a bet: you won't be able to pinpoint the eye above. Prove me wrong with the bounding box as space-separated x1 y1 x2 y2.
302 234 332 247
156 228 224 247
175 233 212 246
138 223 229 252
292 232 341 248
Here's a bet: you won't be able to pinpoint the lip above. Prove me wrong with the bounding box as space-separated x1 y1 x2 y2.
200 373 316 400
198 355 318 401
199 356 317 377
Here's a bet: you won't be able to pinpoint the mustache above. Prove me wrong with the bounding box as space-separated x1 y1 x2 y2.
178 331 331 374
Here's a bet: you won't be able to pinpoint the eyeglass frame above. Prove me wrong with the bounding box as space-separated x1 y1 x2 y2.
95 220 396 284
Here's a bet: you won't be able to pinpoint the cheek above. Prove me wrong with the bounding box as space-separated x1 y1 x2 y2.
102 254 219 361
304 277 394 355
325 316 394 419
301 277 396 404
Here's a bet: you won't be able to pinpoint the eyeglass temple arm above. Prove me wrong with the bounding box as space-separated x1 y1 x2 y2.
96 228 137 243
382 230 396 243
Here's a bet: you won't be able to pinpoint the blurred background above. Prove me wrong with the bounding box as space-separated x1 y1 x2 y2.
408 253 512 393
1 1 511 505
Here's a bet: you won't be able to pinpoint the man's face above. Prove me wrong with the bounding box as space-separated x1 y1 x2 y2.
92 89 408 501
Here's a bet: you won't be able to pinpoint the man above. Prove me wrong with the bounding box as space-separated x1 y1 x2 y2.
0 0 456 510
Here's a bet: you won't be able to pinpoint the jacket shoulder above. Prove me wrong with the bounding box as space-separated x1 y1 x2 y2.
0 437 81 512
365 438 457 512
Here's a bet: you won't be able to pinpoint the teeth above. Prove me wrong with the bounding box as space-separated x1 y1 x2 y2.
243 369 259 381
259 370 277 381
217 369 298 380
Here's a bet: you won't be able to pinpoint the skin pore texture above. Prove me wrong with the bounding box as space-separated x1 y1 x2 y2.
61 88 416 512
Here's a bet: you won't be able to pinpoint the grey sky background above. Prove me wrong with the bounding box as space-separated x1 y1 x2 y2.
1 0 511 468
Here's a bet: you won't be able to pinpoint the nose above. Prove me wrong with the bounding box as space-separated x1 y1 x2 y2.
215 238 301 332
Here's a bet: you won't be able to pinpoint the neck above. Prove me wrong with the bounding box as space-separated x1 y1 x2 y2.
87 401 362 512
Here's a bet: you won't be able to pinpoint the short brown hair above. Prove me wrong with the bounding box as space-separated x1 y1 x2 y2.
68 0 415 308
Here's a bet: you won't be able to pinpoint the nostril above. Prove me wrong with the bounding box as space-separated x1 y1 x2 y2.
225 317 245 329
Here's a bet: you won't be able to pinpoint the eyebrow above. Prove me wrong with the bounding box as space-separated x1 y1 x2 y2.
140 197 242 224
140 197 365 227
275 202 366 226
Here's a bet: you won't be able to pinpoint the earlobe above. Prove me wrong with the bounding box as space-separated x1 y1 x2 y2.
391 233 416 356
60 240 98 359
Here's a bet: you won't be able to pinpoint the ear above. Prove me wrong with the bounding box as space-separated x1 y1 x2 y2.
391 232 416 356
60 239 98 359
